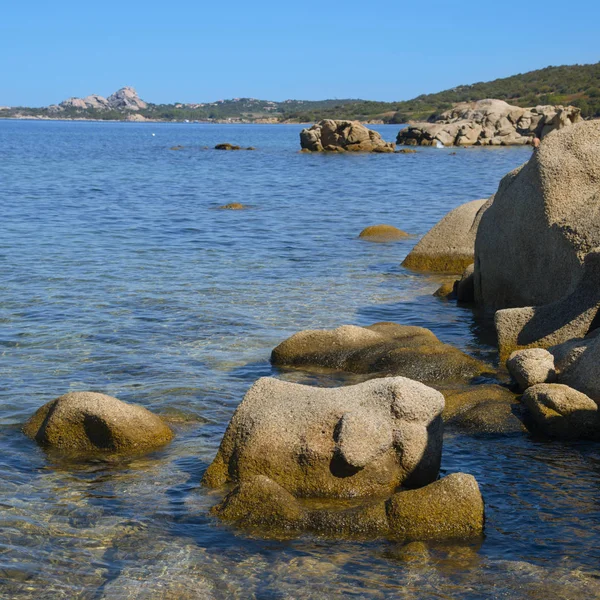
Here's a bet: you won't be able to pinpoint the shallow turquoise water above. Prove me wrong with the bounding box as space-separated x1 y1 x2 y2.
1 121 599 598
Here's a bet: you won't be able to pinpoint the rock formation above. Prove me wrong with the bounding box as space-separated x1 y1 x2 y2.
59 87 147 113
474 120 600 311
300 120 395 152
397 99 581 146
204 377 485 538
202 376 445 496
270 322 488 384
402 199 489 273
23 391 173 456
506 349 556 391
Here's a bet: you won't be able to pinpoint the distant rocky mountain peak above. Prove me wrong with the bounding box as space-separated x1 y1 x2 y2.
58 86 147 112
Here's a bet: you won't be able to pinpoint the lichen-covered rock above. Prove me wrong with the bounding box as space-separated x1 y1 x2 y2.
474 120 600 311
271 322 488 384
506 349 556 391
300 120 395 153
358 224 409 242
202 376 444 497
23 392 173 456
397 99 581 147
211 473 484 539
494 250 600 359
522 384 599 439
442 385 525 434
385 473 485 539
402 199 489 273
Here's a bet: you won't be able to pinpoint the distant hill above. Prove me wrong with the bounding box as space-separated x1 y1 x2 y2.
1 62 599 123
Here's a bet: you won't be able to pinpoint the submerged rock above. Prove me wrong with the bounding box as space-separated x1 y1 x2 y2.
271 322 488 384
23 392 173 456
217 202 246 210
433 280 457 300
522 384 599 439
442 385 525 434
358 224 409 242
300 120 395 153
397 99 581 147
202 376 444 497
215 143 242 150
402 199 489 273
212 472 484 539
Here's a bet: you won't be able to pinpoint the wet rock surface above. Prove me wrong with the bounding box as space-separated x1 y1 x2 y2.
358 224 409 242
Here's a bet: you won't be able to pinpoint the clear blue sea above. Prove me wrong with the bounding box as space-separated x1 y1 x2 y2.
1 120 599 598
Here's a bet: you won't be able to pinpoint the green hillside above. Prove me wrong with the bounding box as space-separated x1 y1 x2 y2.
2 62 599 123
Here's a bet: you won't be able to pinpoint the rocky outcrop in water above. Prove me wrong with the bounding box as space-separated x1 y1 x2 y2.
402 199 489 273
397 99 581 146
300 120 395 152
358 224 409 242
204 376 485 538
270 322 488 384
23 391 173 456
202 376 445 495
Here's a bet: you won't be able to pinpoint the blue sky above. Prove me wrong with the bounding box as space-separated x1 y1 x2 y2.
1 0 599 106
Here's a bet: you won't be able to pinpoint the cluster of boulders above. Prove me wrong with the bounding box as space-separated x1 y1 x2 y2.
403 120 600 440
300 120 396 153
396 99 581 146
204 376 484 538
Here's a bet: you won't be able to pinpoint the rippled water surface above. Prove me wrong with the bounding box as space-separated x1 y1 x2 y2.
1 121 599 598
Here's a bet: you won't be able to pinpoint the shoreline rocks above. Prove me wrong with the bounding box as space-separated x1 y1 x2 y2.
300 120 395 153
23 391 173 456
402 199 489 273
397 99 581 147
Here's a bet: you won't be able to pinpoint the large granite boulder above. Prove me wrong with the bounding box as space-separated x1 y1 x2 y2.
202 376 445 497
402 199 489 273
270 322 488 384
213 472 484 539
474 120 600 310
397 99 581 146
23 392 173 456
555 332 600 404
522 384 599 439
107 86 148 111
300 120 395 153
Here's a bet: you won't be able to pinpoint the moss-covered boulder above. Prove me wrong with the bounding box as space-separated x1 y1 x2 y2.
271 322 488 385
385 473 484 539
23 392 173 456
402 199 489 273
442 385 525 434
211 472 484 540
522 383 599 439
358 224 409 242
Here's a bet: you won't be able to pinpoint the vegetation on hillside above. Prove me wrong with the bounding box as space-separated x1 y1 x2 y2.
2 62 599 123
